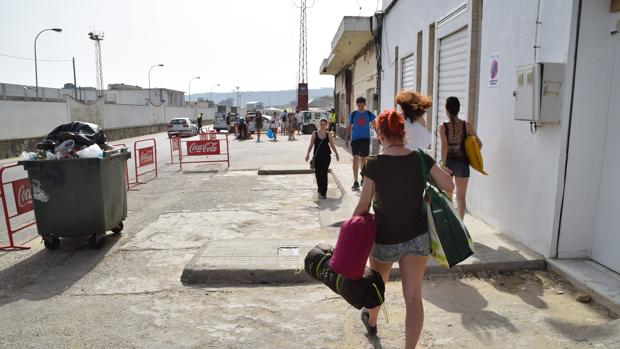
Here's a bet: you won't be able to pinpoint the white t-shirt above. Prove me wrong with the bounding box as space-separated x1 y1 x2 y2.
404 118 431 150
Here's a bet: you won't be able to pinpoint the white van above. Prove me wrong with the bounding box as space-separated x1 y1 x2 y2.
299 110 329 134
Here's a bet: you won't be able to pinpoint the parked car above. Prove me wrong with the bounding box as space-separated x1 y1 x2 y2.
299 110 329 134
167 118 198 138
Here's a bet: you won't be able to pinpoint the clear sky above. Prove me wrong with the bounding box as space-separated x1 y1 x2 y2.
0 0 379 93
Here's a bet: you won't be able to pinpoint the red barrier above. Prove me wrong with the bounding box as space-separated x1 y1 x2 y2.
169 135 181 164
112 143 130 191
179 133 230 170
134 138 158 184
0 164 35 251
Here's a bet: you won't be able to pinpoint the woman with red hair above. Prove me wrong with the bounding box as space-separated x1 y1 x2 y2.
352 109 453 348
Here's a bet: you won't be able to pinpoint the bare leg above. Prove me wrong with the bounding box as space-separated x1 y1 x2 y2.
454 177 469 219
399 254 429 349
360 156 368 179
352 156 360 183
368 257 393 326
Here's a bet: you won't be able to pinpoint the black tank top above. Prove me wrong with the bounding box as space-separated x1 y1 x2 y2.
444 120 468 164
313 131 331 158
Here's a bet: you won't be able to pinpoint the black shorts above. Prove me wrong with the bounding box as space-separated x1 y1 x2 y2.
351 138 370 157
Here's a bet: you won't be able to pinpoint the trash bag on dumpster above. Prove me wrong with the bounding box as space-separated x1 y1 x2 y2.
38 121 107 150
305 244 385 310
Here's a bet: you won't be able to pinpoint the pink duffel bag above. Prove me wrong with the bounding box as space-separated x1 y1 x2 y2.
330 214 376 280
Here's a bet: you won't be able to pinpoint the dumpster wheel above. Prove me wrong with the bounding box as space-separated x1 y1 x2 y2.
88 234 106 249
43 236 60 250
111 222 124 234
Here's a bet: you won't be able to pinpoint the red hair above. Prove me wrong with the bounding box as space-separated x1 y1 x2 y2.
377 109 405 141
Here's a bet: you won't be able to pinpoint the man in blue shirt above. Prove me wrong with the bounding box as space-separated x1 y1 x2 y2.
346 96 376 191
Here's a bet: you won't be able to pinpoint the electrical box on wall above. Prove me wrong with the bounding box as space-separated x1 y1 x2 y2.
514 63 564 123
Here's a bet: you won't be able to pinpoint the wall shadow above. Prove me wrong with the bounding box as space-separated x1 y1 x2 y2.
0 234 119 307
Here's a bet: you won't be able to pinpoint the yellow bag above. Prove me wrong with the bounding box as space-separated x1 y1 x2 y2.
465 136 488 175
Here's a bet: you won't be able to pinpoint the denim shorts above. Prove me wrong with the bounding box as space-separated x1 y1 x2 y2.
446 160 470 178
370 233 431 263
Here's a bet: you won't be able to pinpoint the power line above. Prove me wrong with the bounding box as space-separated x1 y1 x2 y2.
0 52 72 62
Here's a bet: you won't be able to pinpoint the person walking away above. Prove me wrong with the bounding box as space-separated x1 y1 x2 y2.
288 113 297 141
345 97 376 191
329 108 337 133
280 109 289 136
197 113 204 133
353 109 453 348
439 96 483 219
396 91 432 150
255 110 263 142
269 112 279 141
305 118 340 199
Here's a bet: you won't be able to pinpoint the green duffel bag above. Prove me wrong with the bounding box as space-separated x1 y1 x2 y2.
416 150 474 268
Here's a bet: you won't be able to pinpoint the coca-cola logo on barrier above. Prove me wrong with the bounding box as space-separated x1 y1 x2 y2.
12 178 33 215
187 140 220 156
138 147 155 167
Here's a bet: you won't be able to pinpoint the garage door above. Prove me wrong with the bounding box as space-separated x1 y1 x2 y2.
435 26 469 155
401 54 416 92
592 31 620 273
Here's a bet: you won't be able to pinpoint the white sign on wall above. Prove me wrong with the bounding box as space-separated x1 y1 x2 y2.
488 52 500 88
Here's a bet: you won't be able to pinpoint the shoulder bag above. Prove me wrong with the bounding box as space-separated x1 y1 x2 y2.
415 150 475 268
310 131 326 170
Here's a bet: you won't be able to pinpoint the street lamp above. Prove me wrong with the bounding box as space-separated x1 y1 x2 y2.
34 28 62 101
210 83 220 103
188 76 200 117
148 64 164 103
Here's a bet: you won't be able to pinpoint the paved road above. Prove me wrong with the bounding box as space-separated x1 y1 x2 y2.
0 130 618 348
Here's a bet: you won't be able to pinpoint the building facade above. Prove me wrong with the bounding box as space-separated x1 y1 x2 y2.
374 0 620 276
104 85 186 107
320 16 379 130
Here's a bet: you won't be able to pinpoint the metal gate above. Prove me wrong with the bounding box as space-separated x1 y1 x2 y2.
434 26 469 157
401 54 416 92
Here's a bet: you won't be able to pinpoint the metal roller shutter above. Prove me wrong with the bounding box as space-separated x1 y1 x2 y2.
435 26 469 154
401 54 416 92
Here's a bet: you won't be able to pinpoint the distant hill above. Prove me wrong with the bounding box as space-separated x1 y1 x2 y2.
189 87 334 107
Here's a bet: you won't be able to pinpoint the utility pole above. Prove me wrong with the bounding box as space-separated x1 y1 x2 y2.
72 57 77 99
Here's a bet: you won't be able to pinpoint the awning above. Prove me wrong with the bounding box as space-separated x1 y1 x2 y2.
320 16 373 76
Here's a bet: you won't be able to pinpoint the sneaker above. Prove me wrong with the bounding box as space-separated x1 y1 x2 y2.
361 308 377 337
320 194 327 200
360 177 364 187
351 181 360 191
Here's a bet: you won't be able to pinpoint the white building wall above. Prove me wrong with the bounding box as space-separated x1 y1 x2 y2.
353 48 378 113
380 0 586 258
467 0 576 257
379 0 464 110
0 101 68 140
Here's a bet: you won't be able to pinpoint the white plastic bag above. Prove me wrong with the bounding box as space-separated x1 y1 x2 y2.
76 144 103 159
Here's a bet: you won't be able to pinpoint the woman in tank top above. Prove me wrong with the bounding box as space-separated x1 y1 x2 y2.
439 96 483 219
305 118 339 199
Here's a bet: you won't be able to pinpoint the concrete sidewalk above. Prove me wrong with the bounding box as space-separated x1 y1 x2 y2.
182 154 545 285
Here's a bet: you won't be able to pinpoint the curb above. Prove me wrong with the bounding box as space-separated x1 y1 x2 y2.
258 168 332 175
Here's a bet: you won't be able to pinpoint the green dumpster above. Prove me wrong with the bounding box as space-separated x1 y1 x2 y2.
18 149 131 250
